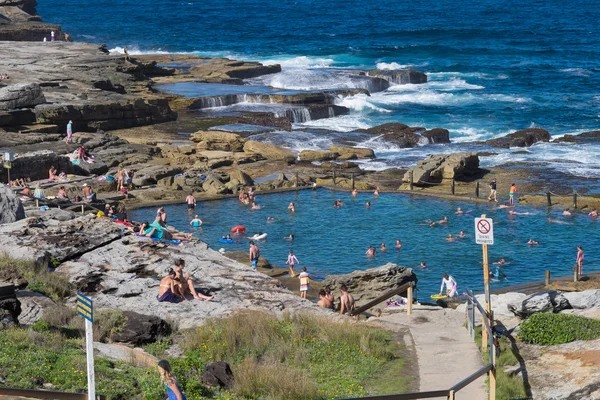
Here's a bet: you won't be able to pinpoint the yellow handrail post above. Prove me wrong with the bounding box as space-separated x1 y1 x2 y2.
407 285 413 316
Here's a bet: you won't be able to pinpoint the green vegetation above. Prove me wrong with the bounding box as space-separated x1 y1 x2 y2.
0 310 413 399
0 254 71 301
474 327 528 400
519 313 600 345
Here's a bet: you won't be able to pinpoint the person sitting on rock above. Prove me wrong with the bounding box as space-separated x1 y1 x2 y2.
145 216 192 241
174 259 214 301
339 284 356 315
157 269 185 303
317 289 333 309
21 185 32 197
57 186 69 200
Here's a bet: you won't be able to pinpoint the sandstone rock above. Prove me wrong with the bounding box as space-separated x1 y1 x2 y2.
0 83 46 110
243 141 296 163
366 70 427 85
201 361 234 389
552 130 600 144
485 128 550 148
422 128 450 144
131 165 183 186
562 290 600 309
360 123 447 148
111 311 171 346
228 169 254 186
322 263 417 305
456 292 527 318
403 152 480 185
507 290 571 318
299 150 339 162
16 291 56 325
329 146 375 159
0 186 25 224
191 130 246 152
202 172 230 195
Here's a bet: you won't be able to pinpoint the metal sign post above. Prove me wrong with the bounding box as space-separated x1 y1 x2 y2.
77 292 96 400
475 215 493 352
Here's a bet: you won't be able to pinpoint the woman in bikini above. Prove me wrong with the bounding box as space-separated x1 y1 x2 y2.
576 246 584 278
157 269 185 303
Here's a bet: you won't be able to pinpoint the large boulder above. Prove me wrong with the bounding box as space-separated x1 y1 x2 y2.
329 146 375 160
507 290 571 319
131 165 182 186
200 361 234 389
16 291 56 326
552 130 600 144
456 292 527 318
228 169 254 186
366 70 427 85
0 186 25 224
485 128 550 148
299 150 339 162
243 141 296 163
322 263 417 305
403 152 480 185
0 83 46 110
562 290 600 309
111 311 171 346
422 128 450 144
361 123 449 148
191 130 246 152
0 283 21 328
202 172 231 195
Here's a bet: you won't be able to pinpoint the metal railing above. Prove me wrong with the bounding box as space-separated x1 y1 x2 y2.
0 387 105 400
341 289 496 400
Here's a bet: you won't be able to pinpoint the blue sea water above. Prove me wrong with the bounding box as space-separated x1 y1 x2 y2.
39 0 600 139
130 190 599 298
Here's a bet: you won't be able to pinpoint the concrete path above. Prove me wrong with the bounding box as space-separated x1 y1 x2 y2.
379 305 488 399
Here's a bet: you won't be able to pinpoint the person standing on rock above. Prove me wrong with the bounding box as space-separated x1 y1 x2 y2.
439 272 458 298
339 284 355 315
116 167 125 192
299 267 310 299
286 249 299 277
157 359 187 400
65 120 73 143
509 183 517 206
249 241 260 270
488 178 497 202
51 31 55 42
124 46 129 62
185 193 196 209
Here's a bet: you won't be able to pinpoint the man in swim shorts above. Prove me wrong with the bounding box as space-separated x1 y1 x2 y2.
488 179 497 202
339 284 355 315
185 193 196 209
249 241 260 270
509 183 516 206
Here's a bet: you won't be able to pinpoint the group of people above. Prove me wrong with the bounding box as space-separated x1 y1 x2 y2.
0 74 9 80
238 187 256 205
139 208 193 241
317 284 356 314
487 179 517 206
157 259 214 303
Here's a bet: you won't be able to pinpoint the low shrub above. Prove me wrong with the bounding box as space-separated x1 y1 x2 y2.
519 312 600 345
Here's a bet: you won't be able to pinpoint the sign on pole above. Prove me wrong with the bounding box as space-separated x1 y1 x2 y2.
475 217 494 245
77 292 96 400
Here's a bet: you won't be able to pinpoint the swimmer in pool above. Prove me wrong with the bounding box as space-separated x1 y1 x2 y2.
509 210 530 215
395 239 402 249
380 242 387 252
352 188 358 197
251 202 262 210
221 234 232 240
563 208 572 216
366 246 376 257
284 234 294 240
419 261 428 270
498 204 510 209
493 258 507 266
366 201 371 208
588 208 598 217
445 234 455 242
459 230 465 238
527 239 539 245
455 208 463 215
288 202 295 212
373 188 379 197
267 216 275 223
490 266 507 280
189 215 203 227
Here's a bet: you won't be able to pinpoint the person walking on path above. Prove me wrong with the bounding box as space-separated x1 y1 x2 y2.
488 178 497 202
439 272 458 298
157 359 187 400
298 266 310 299
65 120 73 143
286 249 300 277
576 246 584 279
249 240 260 270
509 183 517 206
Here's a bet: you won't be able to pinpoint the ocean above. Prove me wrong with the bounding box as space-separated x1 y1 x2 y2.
39 0 600 175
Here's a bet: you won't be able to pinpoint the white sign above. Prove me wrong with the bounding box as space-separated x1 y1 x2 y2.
475 217 494 245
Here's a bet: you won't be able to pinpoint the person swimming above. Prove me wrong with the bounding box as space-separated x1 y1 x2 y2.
267 216 275 223
288 202 295 212
251 202 262 210
455 207 463 215
588 208 598 217
221 234 232 240
352 188 358 197
493 258 507 266
563 208 572 216
445 234 455 242
395 239 402 249
373 188 379 197
490 266 507 280
380 242 387 252
366 246 376 257
419 261 428 270
189 215 203 227
509 210 530 215
366 201 370 208
459 230 465 238
284 234 294 240
527 239 539 245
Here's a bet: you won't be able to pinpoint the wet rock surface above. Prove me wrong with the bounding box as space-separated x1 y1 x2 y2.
403 152 480 185
484 128 550 148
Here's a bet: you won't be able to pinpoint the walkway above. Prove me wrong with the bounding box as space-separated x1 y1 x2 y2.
379 305 488 399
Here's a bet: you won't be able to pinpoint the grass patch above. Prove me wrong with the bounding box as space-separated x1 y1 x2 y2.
1 310 414 399
474 327 528 400
519 313 600 345
0 254 71 301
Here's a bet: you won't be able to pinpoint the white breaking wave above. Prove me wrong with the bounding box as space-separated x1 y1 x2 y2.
297 115 371 132
109 46 171 55
336 94 392 113
261 56 336 68
386 79 485 92
428 71 509 80
376 62 412 70
559 68 593 77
